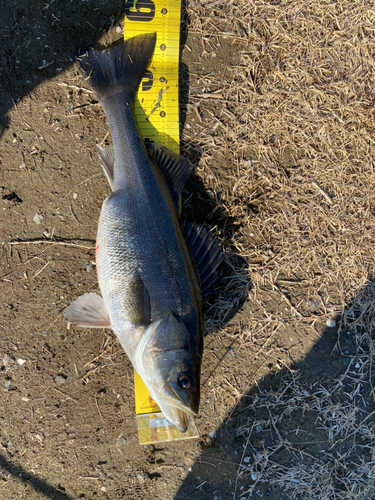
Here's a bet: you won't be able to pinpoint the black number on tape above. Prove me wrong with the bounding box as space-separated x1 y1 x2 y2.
142 70 154 91
125 0 156 22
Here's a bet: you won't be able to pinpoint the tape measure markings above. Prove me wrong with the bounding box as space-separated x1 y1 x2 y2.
125 0 181 154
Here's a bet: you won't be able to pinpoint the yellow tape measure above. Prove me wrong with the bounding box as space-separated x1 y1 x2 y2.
124 0 199 444
124 0 181 154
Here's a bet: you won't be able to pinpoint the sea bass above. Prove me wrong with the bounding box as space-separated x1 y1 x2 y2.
64 34 223 432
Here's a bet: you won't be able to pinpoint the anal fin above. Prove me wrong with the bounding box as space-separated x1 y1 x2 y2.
64 292 111 328
97 144 116 191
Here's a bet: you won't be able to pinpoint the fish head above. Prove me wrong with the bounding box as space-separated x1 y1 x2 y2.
137 313 201 433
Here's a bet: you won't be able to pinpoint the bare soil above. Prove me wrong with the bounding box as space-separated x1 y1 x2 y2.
1 1 375 500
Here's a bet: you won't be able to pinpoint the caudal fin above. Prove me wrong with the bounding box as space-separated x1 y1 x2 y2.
76 33 156 101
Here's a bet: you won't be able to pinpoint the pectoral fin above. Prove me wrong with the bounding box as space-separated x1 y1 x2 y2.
64 292 111 328
127 273 150 328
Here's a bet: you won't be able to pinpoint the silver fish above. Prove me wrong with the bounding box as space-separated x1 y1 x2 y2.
64 34 223 432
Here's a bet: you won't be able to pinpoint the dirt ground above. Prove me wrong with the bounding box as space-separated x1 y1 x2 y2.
1 0 375 499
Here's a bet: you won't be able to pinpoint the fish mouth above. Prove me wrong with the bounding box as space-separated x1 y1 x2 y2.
165 385 198 417
175 408 188 433
161 384 197 432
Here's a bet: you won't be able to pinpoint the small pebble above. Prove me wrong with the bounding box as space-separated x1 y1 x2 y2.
4 381 11 392
17 358 26 365
3 354 14 367
256 425 263 433
55 375 67 385
355 363 360 369
136 471 147 483
251 473 257 481
326 318 336 328
208 430 216 440
119 437 127 445
116 26 122 33
33 213 43 225
243 456 250 463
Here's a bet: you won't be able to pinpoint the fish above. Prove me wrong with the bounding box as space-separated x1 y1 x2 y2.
63 33 223 433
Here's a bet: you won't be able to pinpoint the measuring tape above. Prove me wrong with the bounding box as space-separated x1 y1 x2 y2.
124 0 199 444
124 0 181 154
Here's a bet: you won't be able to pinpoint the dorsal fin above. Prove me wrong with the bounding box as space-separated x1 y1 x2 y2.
148 144 192 207
183 221 224 296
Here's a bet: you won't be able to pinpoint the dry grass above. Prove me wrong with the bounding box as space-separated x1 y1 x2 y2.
180 0 375 498
234 367 375 499
185 0 375 295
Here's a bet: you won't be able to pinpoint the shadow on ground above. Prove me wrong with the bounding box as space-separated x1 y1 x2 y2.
0 0 124 137
174 281 375 499
0 453 75 500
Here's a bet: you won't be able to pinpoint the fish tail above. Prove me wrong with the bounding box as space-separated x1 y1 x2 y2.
76 33 156 101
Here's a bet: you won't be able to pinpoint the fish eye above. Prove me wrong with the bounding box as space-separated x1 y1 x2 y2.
178 374 192 389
